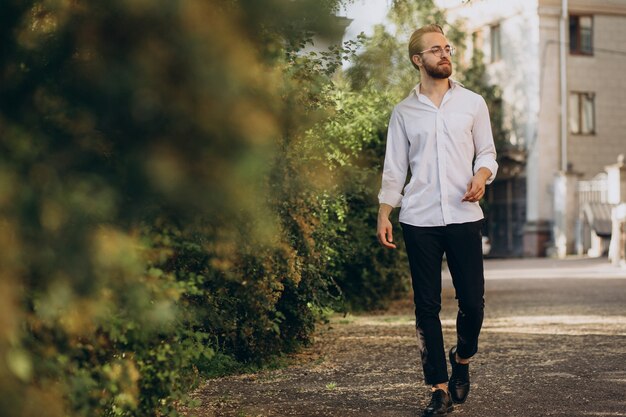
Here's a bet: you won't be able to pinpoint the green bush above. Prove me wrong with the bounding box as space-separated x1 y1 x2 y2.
304 85 410 310
0 1 351 416
0 1 414 416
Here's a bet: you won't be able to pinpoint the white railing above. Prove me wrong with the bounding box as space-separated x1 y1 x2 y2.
578 172 608 204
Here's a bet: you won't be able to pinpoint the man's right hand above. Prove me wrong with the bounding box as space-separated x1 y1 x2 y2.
377 204 397 249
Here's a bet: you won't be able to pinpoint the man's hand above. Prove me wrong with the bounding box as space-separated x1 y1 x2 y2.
462 167 492 203
377 203 397 249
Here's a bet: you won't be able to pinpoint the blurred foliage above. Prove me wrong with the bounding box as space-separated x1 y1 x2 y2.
0 0 495 416
0 0 376 416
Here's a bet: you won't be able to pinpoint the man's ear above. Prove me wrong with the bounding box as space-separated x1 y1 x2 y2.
411 54 422 68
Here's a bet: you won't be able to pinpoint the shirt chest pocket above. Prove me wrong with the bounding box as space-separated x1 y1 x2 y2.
444 112 475 152
444 112 473 136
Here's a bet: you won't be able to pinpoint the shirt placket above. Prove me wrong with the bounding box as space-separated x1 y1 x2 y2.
438 89 455 225
436 110 451 225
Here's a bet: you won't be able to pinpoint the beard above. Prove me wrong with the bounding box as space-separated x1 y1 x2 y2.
423 60 452 79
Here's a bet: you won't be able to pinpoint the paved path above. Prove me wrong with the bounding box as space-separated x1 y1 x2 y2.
184 257 626 417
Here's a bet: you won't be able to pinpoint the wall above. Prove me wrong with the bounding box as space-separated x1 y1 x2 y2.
567 13 626 178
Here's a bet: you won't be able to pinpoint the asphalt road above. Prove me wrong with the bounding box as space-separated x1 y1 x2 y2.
185 257 626 417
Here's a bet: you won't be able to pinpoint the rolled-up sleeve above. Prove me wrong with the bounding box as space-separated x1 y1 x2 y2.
472 97 498 184
378 108 409 207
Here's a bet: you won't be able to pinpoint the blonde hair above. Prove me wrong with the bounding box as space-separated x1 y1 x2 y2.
408 24 445 71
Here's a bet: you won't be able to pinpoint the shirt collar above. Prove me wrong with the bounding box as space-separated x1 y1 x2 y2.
413 78 464 97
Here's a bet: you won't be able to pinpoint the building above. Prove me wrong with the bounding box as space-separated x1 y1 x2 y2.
439 0 626 256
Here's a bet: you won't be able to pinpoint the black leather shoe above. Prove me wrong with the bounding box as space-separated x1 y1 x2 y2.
448 346 470 404
421 389 453 416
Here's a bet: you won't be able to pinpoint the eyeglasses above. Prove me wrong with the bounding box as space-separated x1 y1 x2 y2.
418 45 456 57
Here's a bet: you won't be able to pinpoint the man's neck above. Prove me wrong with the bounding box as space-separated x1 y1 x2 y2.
419 77 450 97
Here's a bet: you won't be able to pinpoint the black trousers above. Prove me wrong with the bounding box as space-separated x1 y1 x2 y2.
401 220 485 385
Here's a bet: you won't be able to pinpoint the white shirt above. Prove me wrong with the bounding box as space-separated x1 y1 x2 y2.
378 80 498 227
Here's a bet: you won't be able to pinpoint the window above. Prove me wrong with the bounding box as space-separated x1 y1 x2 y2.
490 24 501 62
569 15 593 55
569 92 595 135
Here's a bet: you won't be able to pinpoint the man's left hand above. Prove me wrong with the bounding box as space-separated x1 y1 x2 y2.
462 168 492 202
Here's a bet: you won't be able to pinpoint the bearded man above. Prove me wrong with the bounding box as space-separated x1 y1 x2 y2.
376 24 498 417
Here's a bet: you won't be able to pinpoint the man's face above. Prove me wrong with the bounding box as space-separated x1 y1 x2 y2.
416 32 453 79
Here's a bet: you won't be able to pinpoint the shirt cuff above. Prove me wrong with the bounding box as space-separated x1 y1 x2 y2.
378 189 403 208
474 160 499 185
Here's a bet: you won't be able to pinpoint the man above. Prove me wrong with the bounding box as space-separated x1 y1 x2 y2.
376 24 498 417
